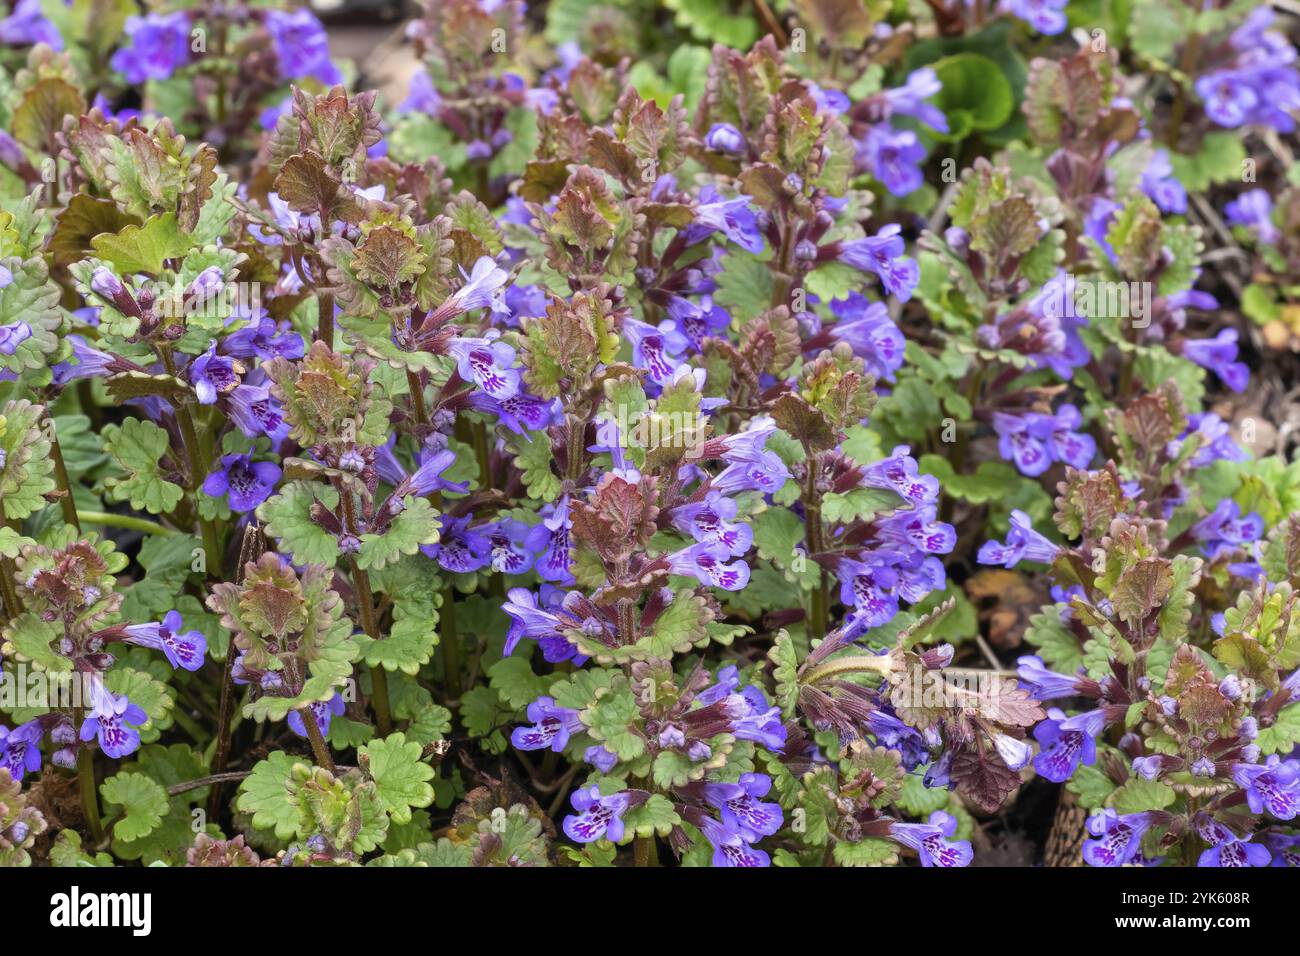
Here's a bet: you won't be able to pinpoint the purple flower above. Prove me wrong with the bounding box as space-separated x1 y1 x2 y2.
562 786 630 843
188 343 242 405
225 384 290 444
584 745 618 773
622 317 689 389
468 390 558 434
705 123 745 154
890 811 973 867
202 454 281 513
0 319 31 356
1171 412 1248 469
977 510 1059 568
0 0 62 49
699 816 771 867
712 423 792 496
421 515 492 573
1139 150 1187 215
993 405 1094 477
287 693 346 739
449 335 521 401
526 496 574 584
111 12 190 84
1191 498 1264 560
399 71 442 115
1233 756 1300 820
1003 0 1068 35
884 68 948 132
1199 831 1271 867
860 445 939 506
836 225 919 301
722 688 786 751
511 696 582 753
1017 655 1089 701
1082 809 1153 867
825 294 906 381
670 492 753 556
838 556 901 628
683 188 764 254
859 125 927 197
123 609 208 671
265 9 341 84
446 256 510 314
0 721 43 782
1182 328 1249 393
1224 189 1279 244
381 442 469 499
224 315 305 361
668 541 751 591
79 685 148 759
483 519 534 575
1032 707 1105 783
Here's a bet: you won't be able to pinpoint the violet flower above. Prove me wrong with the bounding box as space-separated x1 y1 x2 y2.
202 454 282 513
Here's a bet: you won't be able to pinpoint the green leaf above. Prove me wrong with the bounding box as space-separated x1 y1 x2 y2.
930 53 1013 140
360 732 436 826
101 418 184 514
257 481 342 566
1066 762 1116 810
236 751 303 840
89 213 192 275
99 772 169 843
357 495 441 570
833 837 898 866
820 486 904 524
511 431 561 502
1258 704 1300 756
488 655 553 711
581 684 645 761
621 793 681 839
1109 777 1176 814
1023 604 1085 674
713 251 775 321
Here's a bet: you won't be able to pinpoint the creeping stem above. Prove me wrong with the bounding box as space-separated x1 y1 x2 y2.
352 560 393 737
75 709 105 845
48 427 81 532
304 709 337 774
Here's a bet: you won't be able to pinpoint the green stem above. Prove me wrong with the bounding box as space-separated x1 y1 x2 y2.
77 744 105 845
440 584 461 702
351 561 392 736
633 834 659 867
0 497 22 620
76 511 177 536
304 710 336 774
48 429 81 532
318 289 335 350
163 347 223 577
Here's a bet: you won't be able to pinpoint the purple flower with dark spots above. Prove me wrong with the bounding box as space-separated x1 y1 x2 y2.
511 696 582 753
123 609 208 671
188 343 242 404
0 721 43 782
890 811 973 867
80 685 148 759
202 454 282 513
225 385 290 444
527 496 574 584
1032 707 1105 783
836 225 919 301
1016 655 1089 701
1082 809 1152 867
978 510 1060 568
483 519 534 575
683 188 765 254
449 335 521 401
700 815 771 866
622 317 690 389
1233 756 1300 820
884 68 948 132
223 315 305 361
111 12 190 84
562 786 630 844
667 541 751 591
422 515 491 573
